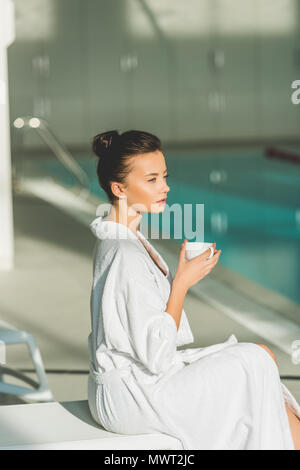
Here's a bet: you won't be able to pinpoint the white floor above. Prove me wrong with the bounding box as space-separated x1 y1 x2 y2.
0 191 299 406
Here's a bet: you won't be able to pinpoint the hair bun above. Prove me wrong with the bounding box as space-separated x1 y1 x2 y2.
92 130 120 159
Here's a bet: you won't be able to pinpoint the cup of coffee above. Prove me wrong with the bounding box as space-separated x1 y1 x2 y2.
185 242 214 261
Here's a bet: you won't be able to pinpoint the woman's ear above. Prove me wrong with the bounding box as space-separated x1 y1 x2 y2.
110 182 125 199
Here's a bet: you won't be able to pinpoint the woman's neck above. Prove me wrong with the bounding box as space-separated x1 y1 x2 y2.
103 203 142 236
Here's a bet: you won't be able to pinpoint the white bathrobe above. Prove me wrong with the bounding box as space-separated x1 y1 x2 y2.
87 216 300 450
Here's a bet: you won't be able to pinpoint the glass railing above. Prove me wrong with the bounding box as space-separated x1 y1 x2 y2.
12 116 90 199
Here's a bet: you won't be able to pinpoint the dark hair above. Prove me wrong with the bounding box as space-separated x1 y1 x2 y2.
92 129 162 204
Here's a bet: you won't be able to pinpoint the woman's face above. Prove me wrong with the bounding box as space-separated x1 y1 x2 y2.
113 150 170 213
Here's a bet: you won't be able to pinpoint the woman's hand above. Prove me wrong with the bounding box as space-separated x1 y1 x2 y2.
174 240 221 291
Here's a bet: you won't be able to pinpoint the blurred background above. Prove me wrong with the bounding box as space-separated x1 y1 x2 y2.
0 0 300 407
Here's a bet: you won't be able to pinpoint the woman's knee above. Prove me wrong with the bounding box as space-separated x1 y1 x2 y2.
255 343 278 366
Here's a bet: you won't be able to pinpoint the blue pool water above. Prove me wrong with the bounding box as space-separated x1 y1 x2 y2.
37 147 300 306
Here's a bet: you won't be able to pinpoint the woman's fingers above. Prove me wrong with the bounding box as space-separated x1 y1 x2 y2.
197 247 215 260
207 250 221 267
204 250 221 266
204 248 220 261
190 245 220 266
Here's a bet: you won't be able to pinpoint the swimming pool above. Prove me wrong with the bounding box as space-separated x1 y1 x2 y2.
36 146 300 306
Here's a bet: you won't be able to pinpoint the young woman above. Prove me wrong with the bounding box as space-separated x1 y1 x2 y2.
87 129 300 450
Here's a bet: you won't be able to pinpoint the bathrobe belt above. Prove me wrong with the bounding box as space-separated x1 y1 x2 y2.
89 336 241 386
89 364 132 385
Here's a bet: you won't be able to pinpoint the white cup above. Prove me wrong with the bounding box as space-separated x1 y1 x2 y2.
185 242 214 261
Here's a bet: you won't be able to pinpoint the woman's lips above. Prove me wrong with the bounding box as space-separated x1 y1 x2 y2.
156 198 167 204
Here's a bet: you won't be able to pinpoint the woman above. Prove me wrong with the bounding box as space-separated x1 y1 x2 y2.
87 129 300 450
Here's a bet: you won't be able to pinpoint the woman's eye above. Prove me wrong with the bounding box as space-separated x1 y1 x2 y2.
148 174 169 183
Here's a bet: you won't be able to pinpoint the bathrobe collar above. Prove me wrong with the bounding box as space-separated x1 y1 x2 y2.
90 216 169 277
90 216 144 241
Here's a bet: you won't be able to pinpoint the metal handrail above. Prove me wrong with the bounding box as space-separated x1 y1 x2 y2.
13 116 90 197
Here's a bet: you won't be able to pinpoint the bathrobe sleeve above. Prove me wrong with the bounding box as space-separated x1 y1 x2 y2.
167 270 194 348
103 245 179 375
